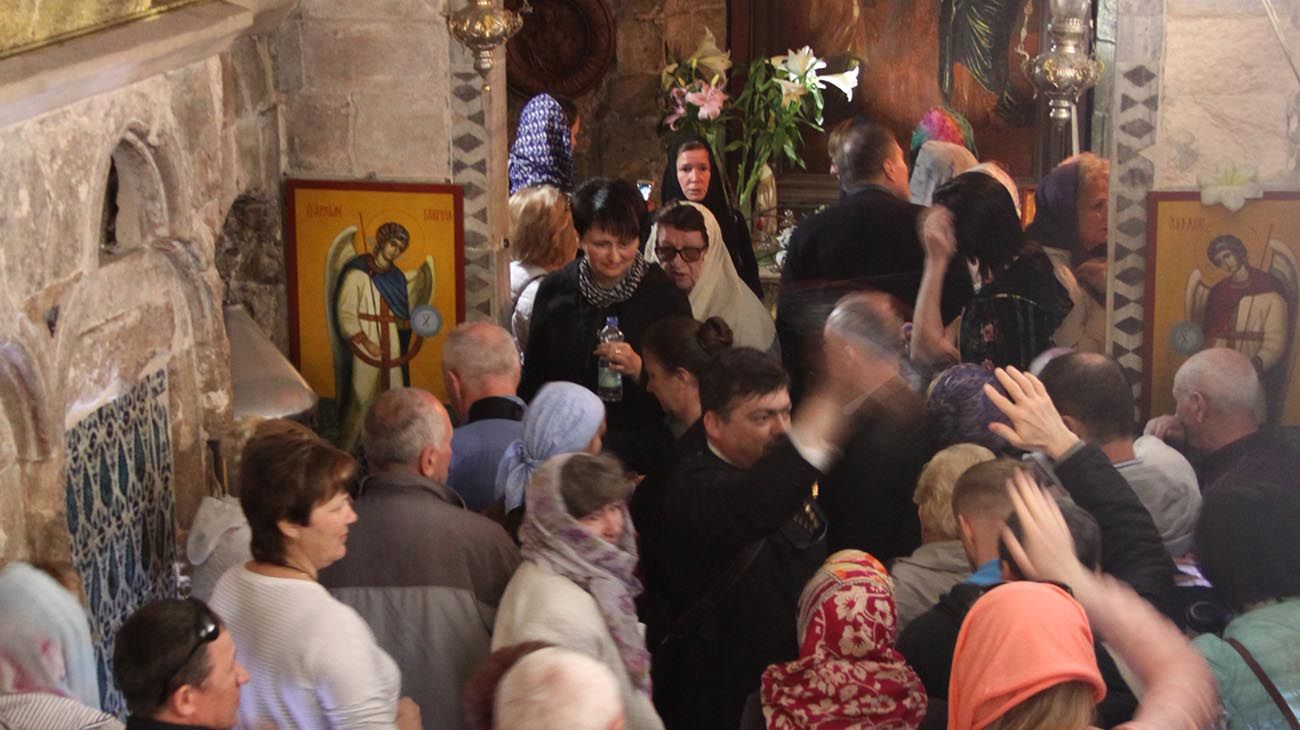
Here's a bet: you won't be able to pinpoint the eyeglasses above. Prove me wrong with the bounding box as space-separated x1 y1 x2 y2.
655 244 708 263
157 600 221 706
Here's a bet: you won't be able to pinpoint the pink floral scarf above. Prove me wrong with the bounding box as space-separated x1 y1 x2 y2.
760 550 928 729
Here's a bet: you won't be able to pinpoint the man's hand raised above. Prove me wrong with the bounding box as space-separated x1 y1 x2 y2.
982 366 1081 461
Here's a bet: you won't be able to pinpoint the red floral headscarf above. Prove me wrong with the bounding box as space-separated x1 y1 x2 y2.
760 550 928 729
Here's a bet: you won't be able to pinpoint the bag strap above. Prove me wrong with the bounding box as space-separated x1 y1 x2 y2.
512 273 546 310
1225 637 1300 729
655 538 766 653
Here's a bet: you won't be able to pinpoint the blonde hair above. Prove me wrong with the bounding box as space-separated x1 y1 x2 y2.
985 680 1096 730
1064 152 1110 205
509 185 579 269
914 443 996 540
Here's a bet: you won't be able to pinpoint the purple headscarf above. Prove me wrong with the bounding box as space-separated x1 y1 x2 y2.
925 364 1013 454
509 94 574 196
1024 160 1082 259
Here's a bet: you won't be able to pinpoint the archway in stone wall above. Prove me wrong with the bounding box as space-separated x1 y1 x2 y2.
57 131 226 716
100 129 172 262
0 335 54 565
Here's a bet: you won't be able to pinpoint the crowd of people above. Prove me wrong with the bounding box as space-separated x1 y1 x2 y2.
2 95 1298 730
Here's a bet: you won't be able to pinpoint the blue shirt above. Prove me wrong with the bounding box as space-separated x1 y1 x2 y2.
963 558 1003 586
447 396 525 512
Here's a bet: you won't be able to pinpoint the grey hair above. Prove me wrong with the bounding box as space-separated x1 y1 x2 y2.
1174 347 1260 416
361 388 448 469
443 322 521 385
824 290 907 357
494 647 624 730
557 453 633 519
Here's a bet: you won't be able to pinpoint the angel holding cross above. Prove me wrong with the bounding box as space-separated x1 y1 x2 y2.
326 220 435 451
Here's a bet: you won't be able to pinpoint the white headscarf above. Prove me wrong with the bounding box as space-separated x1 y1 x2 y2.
910 140 978 206
647 201 776 351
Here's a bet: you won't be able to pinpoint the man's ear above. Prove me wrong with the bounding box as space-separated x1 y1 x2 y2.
417 445 439 478
167 683 199 720
1060 414 1087 441
444 369 463 404
1190 391 1209 423
703 410 724 443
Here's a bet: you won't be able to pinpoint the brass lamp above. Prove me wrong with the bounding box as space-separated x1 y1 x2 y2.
446 0 530 91
1026 0 1103 166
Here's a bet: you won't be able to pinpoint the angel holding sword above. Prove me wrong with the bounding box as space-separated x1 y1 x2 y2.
326 219 435 451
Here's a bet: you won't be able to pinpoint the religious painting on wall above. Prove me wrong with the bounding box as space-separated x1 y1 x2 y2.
743 0 1043 177
1144 192 1300 426
286 180 464 449
1 0 199 59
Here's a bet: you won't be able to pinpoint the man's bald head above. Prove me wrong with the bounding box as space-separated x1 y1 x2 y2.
442 322 522 420
1174 348 1259 417
1172 348 1261 452
363 388 454 481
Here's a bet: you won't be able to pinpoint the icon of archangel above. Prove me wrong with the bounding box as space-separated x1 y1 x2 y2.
325 220 436 451
1186 233 1298 423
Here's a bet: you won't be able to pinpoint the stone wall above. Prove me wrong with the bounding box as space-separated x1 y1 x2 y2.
0 44 236 565
276 0 509 323
509 0 727 185
1107 0 1300 405
1151 1 1300 187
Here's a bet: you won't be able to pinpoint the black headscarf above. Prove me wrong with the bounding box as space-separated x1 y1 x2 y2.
660 137 763 296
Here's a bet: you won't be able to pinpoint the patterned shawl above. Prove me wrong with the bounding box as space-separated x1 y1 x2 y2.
508 94 574 196
761 550 927 729
578 254 649 309
519 454 651 694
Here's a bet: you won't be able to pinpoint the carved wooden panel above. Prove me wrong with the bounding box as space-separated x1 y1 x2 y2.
505 0 616 98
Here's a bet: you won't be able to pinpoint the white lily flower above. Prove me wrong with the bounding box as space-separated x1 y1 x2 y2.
692 28 732 79
775 79 807 108
815 68 860 101
771 46 825 80
1197 160 1264 213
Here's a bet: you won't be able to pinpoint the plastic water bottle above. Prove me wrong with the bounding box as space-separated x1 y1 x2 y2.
597 316 624 402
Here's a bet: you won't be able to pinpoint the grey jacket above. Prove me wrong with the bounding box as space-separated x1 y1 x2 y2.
320 471 521 730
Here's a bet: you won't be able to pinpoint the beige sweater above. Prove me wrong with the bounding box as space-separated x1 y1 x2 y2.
492 561 665 730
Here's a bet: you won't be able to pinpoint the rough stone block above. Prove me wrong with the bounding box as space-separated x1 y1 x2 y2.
1115 13 1163 61
273 17 305 93
1160 93 1293 185
300 20 442 91
286 92 353 174
299 0 443 21
618 20 664 75
352 91 451 179
607 73 661 118
1164 16 1288 96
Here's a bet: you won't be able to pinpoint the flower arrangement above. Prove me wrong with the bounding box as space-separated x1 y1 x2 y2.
659 32 860 219
728 47 858 216
660 28 733 170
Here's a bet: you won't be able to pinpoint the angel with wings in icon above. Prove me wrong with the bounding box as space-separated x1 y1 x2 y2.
1187 233 1297 423
325 220 435 450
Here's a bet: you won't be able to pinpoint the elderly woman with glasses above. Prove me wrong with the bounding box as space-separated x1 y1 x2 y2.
646 201 776 353
208 420 421 730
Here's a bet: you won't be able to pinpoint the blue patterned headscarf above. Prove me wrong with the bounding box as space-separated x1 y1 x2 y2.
496 382 606 511
509 94 574 196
